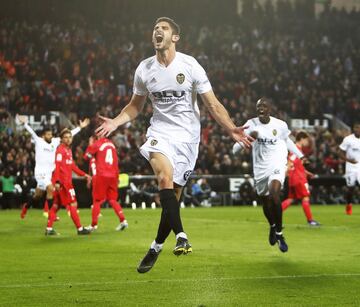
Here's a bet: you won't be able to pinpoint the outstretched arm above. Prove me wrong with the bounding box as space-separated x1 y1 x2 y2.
286 138 304 159
72 163 87 177
200 90 253 147
96 94 147 137
17 115 40 141
71 118 90 137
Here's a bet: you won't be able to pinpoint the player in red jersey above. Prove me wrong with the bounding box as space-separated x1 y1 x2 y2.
45 129 91 235
84 136 128 231
281 131 320 226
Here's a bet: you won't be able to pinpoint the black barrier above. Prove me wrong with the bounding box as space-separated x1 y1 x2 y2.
73 179 93 208
72 175 348 207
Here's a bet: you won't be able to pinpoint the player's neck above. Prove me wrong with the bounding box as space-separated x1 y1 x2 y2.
259 117 270 124
156 48 176 67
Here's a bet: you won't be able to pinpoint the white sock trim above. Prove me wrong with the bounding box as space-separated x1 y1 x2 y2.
275 231 283 236
176 232 187 240
151 240 163 253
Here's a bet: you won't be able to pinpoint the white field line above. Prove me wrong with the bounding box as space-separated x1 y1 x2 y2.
1 273 360 289
191 218 354 230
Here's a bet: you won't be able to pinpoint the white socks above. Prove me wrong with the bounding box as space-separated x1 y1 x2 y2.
176 232 187 240
151 232 188 253
151 240 163 253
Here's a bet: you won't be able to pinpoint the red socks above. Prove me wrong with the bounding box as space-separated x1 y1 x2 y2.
109 200 125 222
281 199 292 211
43 200 49 213
346 204 353 215
47 205 59 228
301 199 313 221
69 205 82 229
91 201 103 227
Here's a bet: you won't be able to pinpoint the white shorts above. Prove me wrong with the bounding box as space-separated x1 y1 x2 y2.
35 172 52 191
140 136 199 186
344 172 360 187
255 169 286 196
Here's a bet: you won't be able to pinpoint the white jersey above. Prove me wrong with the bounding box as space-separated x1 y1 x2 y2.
133 52 212 143
245 116 290 181
24 124 80 176
339 134 360 174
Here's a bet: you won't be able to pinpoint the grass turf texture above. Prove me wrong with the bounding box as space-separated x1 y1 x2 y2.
0 206 360 306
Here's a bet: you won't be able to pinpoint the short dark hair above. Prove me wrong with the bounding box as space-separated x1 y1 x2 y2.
296 131 310 142
155 17 180 35
60 128 71 138
42 126 52 135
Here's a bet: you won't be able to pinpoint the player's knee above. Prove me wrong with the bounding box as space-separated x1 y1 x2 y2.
46 185 54 196
270 192 281 204
34 192 43 201
157 173 173 189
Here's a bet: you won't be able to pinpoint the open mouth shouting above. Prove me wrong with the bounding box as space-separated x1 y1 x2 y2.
154 32 164 47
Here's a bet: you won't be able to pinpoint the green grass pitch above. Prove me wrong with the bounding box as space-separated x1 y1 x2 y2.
1 205 360 306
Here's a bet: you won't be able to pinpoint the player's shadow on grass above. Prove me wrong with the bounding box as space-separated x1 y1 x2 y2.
259 257 330 281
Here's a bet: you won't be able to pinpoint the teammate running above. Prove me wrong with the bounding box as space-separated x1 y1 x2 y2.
339 121 360 215
96 17 252 273
84 136 128 231
281 131 320 226
233 98 304 253
17 115 89 219
45 129 91 235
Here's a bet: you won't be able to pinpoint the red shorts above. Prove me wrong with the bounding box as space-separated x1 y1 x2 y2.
288 182 310 199
54 185 77 206
92 176 118 202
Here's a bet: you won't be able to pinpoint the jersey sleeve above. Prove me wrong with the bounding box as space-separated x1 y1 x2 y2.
339 137 349 151
53 151 62 183
243 119 254 135
281 122 291 140
24 123 41 142
52 137 61 147
71 127 81 137
133 64 149 96
72 163 86 177
286 138 304 159
84 143 98 161
192 60 212 94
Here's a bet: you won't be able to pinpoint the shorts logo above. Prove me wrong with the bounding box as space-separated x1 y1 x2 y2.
150 139 158 146
274 169 280 174
183 170 192 181
176 73 185 84
272 129 277 136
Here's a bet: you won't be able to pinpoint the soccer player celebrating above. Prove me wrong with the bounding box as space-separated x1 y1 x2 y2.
45 129 91 235
84 136 128 231
17 115 89 219
96 17 252 273
233 98 304 252
339 121 360 215
281 131 320 226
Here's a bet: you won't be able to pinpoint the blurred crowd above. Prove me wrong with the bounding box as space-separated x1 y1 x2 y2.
1 1 360 206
